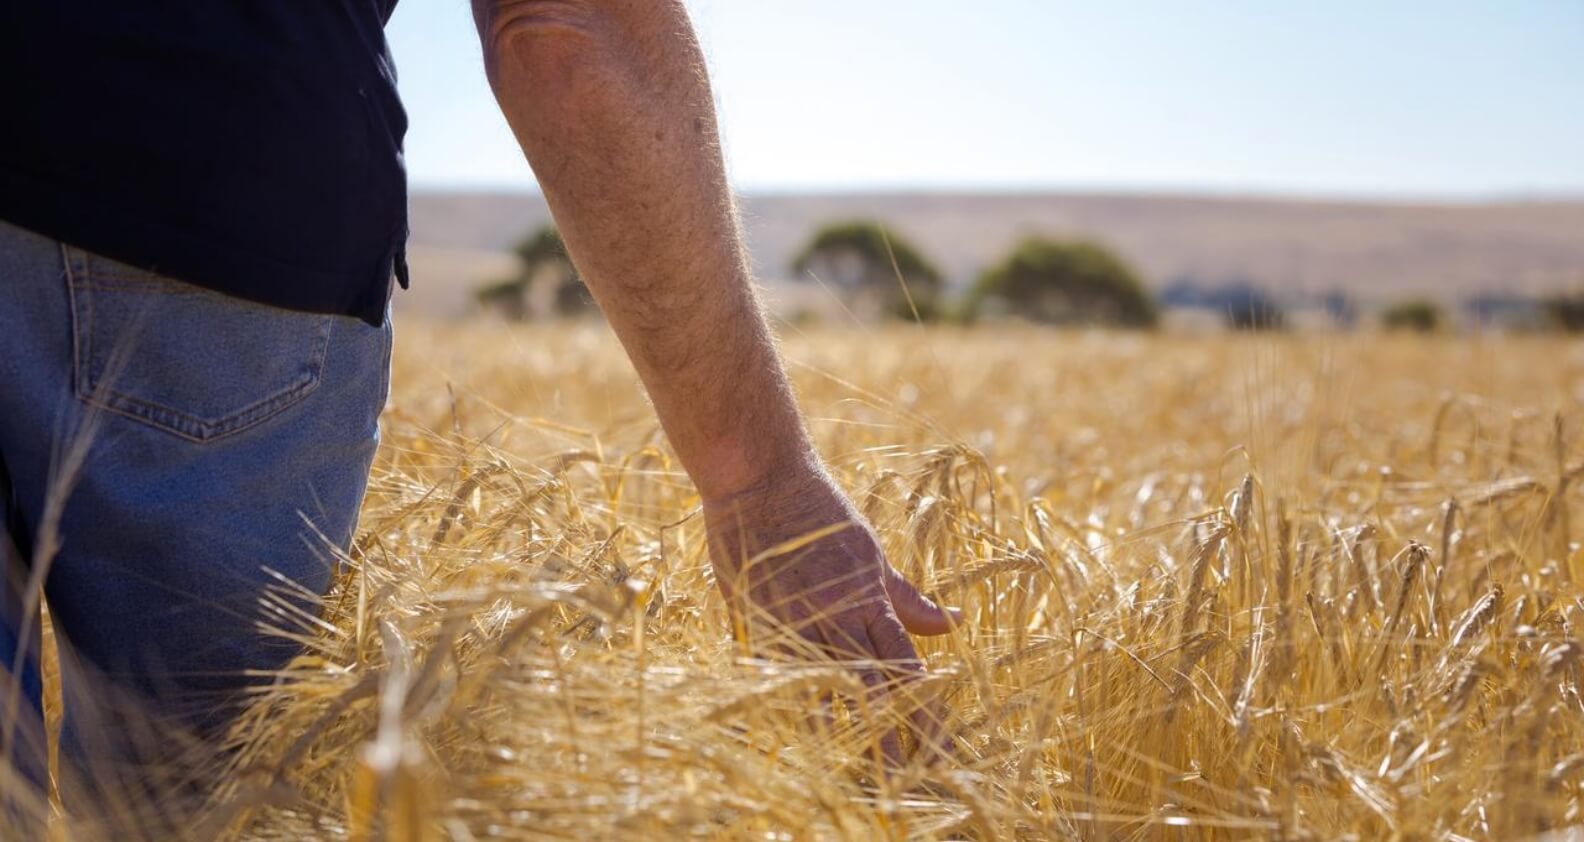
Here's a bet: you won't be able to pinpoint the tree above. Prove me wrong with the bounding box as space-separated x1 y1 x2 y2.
1381 299 1442 332
474 225 596 320
1544 291 1584 332
790 220 943 321
964 236 1156 328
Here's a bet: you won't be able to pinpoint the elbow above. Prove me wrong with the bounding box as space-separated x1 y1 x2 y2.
474 0 610 92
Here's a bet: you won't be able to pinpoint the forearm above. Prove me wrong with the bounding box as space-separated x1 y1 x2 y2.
473 0 816 498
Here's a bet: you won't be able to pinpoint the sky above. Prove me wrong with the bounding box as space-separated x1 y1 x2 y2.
387 1 1583 199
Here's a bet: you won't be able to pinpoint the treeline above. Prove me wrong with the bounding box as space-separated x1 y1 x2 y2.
476 220 1584 332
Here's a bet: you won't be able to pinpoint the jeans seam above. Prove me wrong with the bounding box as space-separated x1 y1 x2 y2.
63 244 89 404
380 318 393 404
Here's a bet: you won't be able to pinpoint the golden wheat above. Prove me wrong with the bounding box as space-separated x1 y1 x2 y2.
46 323 1584 840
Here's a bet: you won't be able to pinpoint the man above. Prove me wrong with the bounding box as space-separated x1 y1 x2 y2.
0 0 954 818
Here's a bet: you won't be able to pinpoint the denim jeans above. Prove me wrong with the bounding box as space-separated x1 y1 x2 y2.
0 219 389 816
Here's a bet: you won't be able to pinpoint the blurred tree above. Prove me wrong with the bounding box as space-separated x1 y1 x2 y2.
474 224 596 320
1381 298 1442 332
1542 289 1584 332
963 236 1156 328
790 220 943 321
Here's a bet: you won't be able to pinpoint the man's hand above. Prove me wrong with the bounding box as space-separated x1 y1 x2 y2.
471 0 956 761
703 465 957 763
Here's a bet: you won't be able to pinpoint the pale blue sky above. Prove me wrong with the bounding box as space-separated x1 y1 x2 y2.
387 1 1583 198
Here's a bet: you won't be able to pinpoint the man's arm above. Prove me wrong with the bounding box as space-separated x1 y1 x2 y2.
470 0 955 758
471 0 808 501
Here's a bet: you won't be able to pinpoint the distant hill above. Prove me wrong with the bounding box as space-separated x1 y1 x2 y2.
404 190 1584 318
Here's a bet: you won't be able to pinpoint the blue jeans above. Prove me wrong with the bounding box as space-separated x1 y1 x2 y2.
0 219 389 813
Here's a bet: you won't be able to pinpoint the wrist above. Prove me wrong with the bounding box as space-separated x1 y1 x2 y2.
699 452 858 551
693 436 825 505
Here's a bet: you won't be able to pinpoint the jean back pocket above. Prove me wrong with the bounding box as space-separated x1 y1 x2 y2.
65 248 333 443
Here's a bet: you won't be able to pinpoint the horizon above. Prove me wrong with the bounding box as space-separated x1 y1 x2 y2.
406 183 1584 207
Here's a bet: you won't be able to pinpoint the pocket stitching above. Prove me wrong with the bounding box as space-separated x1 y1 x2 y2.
65 250 333 443
78 340 328 442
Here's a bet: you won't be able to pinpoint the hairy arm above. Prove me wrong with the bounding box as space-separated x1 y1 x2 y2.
470 0 954 761
472 0 802 498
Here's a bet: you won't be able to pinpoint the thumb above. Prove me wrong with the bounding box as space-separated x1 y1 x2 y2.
883 567 961 636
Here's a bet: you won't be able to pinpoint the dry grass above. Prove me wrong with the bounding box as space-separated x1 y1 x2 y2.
55 324 1584 839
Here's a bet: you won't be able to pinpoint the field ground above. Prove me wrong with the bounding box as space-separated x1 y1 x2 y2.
70 324 1584 839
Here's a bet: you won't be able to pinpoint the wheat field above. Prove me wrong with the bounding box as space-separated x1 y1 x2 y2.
42 322 1584 840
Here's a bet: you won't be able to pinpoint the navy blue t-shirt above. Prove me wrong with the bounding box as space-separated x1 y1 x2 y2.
0 2 409 326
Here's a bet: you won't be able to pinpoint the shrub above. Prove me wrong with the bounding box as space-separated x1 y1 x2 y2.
1381 299 1442 332
1544 292 1584 332
790 220 943 322
964 237 1156 328
474 225 595 320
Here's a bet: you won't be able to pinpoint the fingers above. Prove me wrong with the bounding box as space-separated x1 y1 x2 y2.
782 609 952 771
883 566 962 636
857 666 906 767
749 595 825 662
818 614 871 661
867 612 952 766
